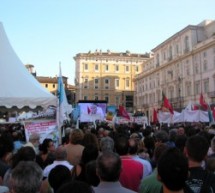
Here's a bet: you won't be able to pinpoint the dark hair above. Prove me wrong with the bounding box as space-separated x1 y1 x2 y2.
48 165 72 193
186 135 209 162
175 135 187 152
96 151 121 182
128 138 138 155
81 144 99 164
85 160 100 187
114 136 129 155
12 146 36 169
57 180 93 193
39 138 53 154
158 147 188 191
154 130 169 143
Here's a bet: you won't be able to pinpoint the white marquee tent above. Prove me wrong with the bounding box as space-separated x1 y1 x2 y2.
0 22 57 109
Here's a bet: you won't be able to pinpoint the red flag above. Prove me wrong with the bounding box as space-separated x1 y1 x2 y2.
118 105 130 120
153 108 158 123
199 93 208 110
193 104 199 110
162 92 174 114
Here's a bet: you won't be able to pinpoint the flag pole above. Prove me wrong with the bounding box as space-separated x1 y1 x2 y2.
57 61 62 144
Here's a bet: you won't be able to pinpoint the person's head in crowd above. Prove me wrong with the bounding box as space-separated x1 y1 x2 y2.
177 126 185 136
184 135 209 164
29 133 40 146
143 135 155 159
96 151 121 182
12 131 24 142
11 161 43 193
56 180 94 193
142 126 152 137
54 146 67 161
24 133 40 154
128 138 138 155
11 146 36 169
154 130 169 146
100 136 115 152
81 144 99 165
82 133 99 149
197 130 212 144
69 129 84 145
85 160 100 187
157 147 189 192
169 128 178 142
48 165 72 193
114 136 129 156
152 143 169 166
175 135 187 153
39 138 55 154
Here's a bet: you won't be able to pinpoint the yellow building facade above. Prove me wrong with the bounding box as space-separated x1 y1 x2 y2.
74 50 150 112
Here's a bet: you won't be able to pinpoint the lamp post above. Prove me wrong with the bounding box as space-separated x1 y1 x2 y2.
178 76 182 111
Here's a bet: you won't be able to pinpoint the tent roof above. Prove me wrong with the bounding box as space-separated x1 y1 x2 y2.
0 22 57 109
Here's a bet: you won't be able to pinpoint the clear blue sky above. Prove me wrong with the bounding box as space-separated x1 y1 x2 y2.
0 0 214 84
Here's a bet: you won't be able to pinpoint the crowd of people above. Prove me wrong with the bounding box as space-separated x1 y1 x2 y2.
0 121 215 193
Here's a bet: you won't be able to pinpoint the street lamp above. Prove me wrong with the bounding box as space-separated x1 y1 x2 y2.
178 76 182 111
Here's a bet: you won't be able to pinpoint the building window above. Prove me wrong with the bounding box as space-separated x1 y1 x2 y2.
104 79 109 84
186 83 191 96
184 36 189 53
105 65 109 72
194 82 200 95
115 65 119 72
94 78 99 84
169 46 172 60
95 85 98 89
204 80 209 93
105 95 109 102
83 96 88 100
45 84 48 88
53 84 55 88
156 54 160 67
176 44 179 55
84 63 88 71
203 51 207 58
186 65 190 76
95 64 99 71
203 60 207 71
125 65 129 72
84 78 88 83
115 79 119 88
125 79 130 88
163 51 166 61
95 95 99 100
136 66 139 72
195 63 199 74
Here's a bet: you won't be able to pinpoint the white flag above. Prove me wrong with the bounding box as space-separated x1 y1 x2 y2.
57 63 72 130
